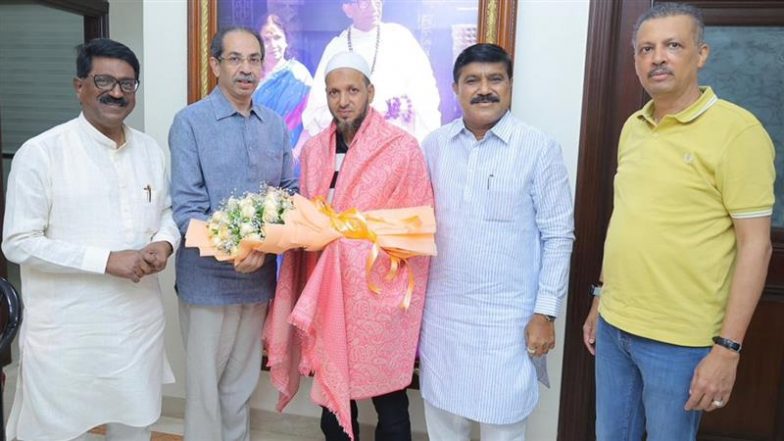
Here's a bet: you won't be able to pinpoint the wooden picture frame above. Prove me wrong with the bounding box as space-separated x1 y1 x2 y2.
186 0 517 104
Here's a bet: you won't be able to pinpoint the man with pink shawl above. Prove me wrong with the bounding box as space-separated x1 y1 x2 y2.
263 52 432 441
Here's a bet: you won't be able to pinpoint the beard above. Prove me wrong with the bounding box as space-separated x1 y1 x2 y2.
334 103 369 138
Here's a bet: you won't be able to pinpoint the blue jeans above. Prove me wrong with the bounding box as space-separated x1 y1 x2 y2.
595 316 710 441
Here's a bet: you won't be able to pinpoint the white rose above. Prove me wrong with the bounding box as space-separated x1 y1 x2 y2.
239 222 255 236
218 226 230 240
211 210 227 224
240 195 254 208
262 199 279 223
241 204 256 219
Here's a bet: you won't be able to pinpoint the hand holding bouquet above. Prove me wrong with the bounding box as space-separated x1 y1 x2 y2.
199 185 294 261
185 185 436 308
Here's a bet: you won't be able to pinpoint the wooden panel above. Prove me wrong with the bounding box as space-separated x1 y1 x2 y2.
34 0 108 17
84 14 108 40
700 299 784 440
477 0 517 52
765 243 784 295
186 0 217 104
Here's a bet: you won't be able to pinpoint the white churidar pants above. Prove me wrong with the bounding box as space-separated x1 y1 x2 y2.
424 401 527 441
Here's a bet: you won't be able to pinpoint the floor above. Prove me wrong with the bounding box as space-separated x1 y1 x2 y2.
2 360 326 441
85 416 322 440
3 360 427 441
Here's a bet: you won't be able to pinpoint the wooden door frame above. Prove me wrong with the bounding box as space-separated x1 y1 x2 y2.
32 0 109 39
557 1 784 440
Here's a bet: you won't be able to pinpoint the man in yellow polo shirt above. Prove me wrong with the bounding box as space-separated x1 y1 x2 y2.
582 3 774 440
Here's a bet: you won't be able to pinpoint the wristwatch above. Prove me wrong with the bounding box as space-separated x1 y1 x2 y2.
712 336 742 353
590 283 602 297
536 313 556 322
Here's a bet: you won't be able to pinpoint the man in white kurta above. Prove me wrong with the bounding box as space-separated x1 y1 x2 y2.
301 0 441 142
419 44 574 441
2 39 178 441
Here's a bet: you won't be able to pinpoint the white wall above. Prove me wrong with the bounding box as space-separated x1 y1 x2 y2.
142 0 190 401
511 1 590 440
109 0 145 130
114 0 590 438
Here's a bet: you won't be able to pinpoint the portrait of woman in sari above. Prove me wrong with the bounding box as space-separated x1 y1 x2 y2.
253 14 314 170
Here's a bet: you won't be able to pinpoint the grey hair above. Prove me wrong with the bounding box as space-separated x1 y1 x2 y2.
209 26 263 59
632 2 705 48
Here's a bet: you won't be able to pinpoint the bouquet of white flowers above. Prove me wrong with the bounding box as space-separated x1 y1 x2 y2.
205 185 294 257
187 188 437 308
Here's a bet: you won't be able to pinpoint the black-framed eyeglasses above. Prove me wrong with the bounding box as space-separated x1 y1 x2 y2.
90 74 139 93
217 54 263 67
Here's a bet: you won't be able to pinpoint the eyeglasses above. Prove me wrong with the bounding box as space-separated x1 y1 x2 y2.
217 54 263 67
91 74 139 93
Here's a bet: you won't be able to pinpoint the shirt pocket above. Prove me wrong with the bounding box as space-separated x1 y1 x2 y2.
483 189 518 222
135 189 162 237
254 148 284 185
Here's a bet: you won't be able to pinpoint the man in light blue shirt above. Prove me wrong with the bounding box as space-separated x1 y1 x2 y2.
169 27 297 440
418 43 574 441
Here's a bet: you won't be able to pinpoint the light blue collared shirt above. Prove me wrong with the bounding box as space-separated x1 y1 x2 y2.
419 111 574 424
170 87 298 305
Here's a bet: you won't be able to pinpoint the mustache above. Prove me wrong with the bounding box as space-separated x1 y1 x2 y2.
99 95 128 107
470 94 500 104
648 66 673 78
234 73 256 83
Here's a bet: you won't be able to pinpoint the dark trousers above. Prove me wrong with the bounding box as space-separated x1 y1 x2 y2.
320 389 412 441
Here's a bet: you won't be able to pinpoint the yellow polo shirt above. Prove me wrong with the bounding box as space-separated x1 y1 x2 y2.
600 87 775 346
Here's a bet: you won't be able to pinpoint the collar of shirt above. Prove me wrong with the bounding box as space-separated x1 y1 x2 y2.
636 86 718 127
335 131 349 154
77 112 130 151
208 86 265 122
450 110 514 146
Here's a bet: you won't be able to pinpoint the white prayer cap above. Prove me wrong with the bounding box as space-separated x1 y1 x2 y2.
325 51 371 81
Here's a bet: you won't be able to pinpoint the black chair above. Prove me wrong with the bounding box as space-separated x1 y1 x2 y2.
0 278 22 441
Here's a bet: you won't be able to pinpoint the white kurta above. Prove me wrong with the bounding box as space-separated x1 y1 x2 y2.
2 114 179 441
302 23 442 142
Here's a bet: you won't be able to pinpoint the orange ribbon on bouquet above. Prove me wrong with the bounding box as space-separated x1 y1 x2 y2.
314 198 417 310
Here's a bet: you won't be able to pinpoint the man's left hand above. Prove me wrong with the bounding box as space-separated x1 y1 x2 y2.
525 314 556 358
684 346 740 412
234 250 267 273
142 241 174 273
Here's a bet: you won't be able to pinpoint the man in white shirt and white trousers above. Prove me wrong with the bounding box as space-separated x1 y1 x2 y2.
2 38 179 441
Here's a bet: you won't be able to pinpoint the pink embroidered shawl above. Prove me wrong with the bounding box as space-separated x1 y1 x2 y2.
263 108 432 440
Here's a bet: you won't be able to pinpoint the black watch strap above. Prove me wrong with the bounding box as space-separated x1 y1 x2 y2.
712 336 742 353
535 313 556 322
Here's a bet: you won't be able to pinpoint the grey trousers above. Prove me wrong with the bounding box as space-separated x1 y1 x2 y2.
179 300 267 441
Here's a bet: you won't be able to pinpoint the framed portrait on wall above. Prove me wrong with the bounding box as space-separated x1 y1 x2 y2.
187 0 516 148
